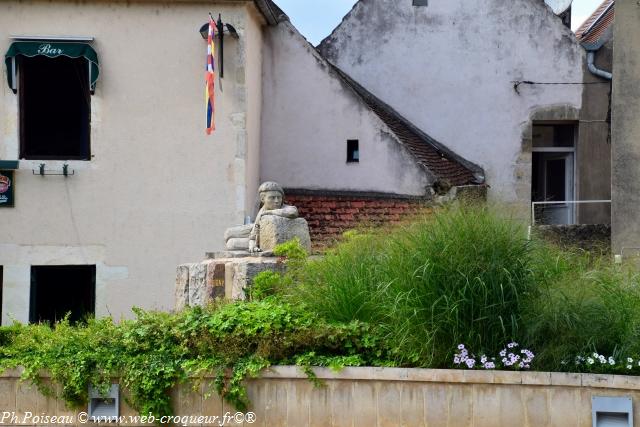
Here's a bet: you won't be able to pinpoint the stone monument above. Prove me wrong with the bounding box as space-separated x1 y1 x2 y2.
175 182 311 308
222 181 311 254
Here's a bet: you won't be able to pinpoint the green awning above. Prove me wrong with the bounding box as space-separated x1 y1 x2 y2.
5 41 99 92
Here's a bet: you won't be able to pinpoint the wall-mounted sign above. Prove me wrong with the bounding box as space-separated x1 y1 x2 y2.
0 171 14 207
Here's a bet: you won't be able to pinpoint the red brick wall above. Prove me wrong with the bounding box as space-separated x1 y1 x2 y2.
284 192 432 249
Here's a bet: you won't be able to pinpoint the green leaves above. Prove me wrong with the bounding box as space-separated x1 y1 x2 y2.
0 300 387 418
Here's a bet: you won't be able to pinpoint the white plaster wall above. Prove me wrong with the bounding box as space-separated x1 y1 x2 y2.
319 0 584 202
245 6 265 215
261 22 430 196
0 0 258 322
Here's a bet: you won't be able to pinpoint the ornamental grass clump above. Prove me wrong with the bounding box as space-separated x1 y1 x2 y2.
292 204 536 367
522 246 640 371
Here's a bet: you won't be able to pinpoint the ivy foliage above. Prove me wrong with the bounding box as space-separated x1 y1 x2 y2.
0 301 389 417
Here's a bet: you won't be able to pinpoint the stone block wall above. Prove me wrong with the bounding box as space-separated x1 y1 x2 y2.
3 367 640 426
175 257 285 309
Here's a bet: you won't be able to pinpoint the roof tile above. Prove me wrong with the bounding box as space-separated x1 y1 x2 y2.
575 0 614 47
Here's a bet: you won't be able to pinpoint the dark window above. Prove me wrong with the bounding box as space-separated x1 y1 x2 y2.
347 139 360 163
532 124 575 148
30 265 95 325
413 0 428 6
19 56 91 160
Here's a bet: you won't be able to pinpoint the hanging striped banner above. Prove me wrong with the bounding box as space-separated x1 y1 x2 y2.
205 14 217 134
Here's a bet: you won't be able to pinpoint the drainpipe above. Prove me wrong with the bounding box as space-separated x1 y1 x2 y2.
586 50 612 80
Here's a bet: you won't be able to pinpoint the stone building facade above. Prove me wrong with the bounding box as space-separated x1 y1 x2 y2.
317 0 611 224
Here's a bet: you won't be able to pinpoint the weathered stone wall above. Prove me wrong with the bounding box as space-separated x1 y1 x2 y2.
611 0 640 256
577 39 612 225
318 0 585 214
176 256 285 308
4 367 640 426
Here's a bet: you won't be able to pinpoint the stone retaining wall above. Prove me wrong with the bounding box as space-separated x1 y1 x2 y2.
2 367 640 426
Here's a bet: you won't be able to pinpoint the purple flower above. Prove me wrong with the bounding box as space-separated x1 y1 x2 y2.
465 359 476 369
458 344 465 350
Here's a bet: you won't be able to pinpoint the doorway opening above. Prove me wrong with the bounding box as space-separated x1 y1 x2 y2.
29 265 96 325
531 124 576 225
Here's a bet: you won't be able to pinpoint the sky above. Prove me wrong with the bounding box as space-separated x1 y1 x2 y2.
273 0 605 46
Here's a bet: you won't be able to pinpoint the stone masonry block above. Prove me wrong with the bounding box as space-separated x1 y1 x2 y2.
259 216 311 253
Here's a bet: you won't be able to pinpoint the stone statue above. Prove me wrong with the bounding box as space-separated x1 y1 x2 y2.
224 181 309 253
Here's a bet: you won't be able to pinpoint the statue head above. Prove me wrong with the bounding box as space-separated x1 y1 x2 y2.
258 181 284 210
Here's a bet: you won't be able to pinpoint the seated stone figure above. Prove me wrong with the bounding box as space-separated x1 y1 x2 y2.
224 182 310 253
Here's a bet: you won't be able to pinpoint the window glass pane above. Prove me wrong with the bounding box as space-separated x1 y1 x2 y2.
20 56 90 160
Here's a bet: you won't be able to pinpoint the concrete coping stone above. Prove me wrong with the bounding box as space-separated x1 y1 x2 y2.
4 366 640 390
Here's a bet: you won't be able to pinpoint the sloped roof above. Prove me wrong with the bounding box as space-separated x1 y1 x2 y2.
254 0 288 25
575 0 614 49
330 66 484 187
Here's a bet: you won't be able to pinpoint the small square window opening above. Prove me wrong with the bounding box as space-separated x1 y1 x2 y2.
413 0 428 6
29 265 96 325
347 140 360 163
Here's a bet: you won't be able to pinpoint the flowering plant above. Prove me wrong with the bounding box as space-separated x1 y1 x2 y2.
571 352 640 374
453 343 535 370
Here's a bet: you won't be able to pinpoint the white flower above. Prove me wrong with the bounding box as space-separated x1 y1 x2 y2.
499 349 506 357
587 358 595 365
480 356 487 364
458 344 465 350
608 357 615 366
627 365 633 370
593 352 599 358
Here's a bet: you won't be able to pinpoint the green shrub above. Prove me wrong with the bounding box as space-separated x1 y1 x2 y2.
0 301 389 416
248 271 282 301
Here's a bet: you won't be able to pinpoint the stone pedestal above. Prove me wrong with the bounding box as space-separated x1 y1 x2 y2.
258 216 311 252
175 255 286 309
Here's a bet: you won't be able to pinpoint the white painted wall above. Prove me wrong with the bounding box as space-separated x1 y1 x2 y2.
0 1 262 323
319 0 585 203
245 7 265 215
260 21 430 196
